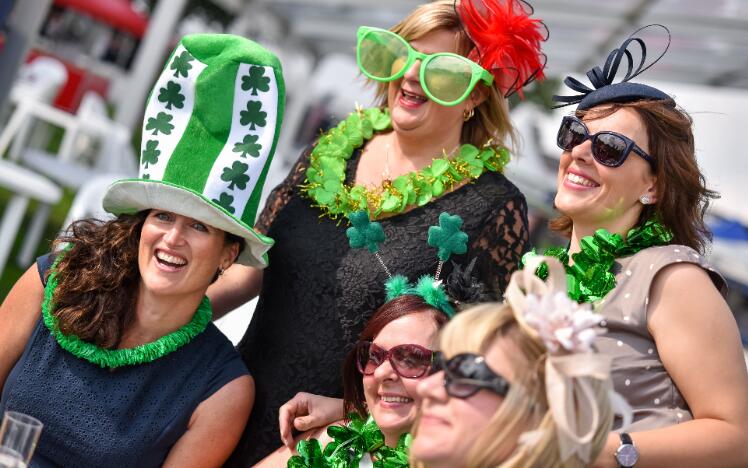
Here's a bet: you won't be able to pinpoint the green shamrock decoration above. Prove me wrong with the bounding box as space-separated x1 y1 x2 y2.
232 134 262 158
240 101 267 130
287 439 325 468
346 211 385 253
221 161 250 190
241 65 270 95
146 112 174 135
157 81 185 110
141 140 160 169
212 192 235 214
170 51 194 78
428 212 468 262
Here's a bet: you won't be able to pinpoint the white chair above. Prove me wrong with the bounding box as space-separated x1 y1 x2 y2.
0 91 136 266
0 159 62 280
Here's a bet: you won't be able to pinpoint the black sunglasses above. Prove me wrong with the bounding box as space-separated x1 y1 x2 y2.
557 115 655 169
431 352 510 398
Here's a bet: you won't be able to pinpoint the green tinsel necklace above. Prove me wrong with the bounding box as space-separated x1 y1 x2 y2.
301 107 510 219
523 218 673 304
42 254 212 369
288 413 411 468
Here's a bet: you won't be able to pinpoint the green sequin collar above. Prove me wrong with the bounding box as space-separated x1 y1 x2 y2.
523 218 673 303
42 254 212 369
301 107 510 219
288 413 411 468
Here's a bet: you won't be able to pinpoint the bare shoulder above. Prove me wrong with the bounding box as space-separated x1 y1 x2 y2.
0 264 45 387
163 375 254 467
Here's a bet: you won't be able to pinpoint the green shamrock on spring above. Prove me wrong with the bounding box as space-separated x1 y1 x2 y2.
428 212 468 261
346 211 385 253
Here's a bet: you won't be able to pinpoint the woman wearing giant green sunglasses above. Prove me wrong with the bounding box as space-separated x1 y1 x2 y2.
207 2 547 465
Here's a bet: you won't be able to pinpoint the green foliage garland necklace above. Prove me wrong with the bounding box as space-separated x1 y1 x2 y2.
523 218 673 303
288 413 411 468
42 254 212 369
302 107 510 219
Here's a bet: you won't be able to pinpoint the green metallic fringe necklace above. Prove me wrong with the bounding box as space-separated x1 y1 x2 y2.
288 413 411 468
42 253 212 369
523 218 673 304
301 107 510 220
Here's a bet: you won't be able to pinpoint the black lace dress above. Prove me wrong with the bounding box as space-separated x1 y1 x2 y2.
227 145 529 465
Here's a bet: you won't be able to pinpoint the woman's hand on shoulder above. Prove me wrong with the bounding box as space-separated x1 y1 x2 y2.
279 392 345 448
649 262 748 431
0 264 44 390
163 375 254 468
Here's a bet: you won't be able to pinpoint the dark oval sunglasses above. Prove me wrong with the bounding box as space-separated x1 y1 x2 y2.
430 352 510 399
557 115 656 169
355 341 434 379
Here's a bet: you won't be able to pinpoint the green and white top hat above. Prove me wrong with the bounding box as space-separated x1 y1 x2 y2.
103 34 285 268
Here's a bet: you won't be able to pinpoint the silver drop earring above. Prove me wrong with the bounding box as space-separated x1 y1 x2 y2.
639 195 651 205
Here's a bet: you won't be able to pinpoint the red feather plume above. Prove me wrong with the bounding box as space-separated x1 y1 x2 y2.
456 0 547 98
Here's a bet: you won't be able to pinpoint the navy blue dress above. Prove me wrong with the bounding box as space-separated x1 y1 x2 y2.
0 255 250 467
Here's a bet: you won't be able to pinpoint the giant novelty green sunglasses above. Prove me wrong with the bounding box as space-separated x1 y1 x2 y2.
356 26 494 107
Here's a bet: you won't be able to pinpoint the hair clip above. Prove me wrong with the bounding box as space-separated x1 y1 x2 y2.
456 0 548 98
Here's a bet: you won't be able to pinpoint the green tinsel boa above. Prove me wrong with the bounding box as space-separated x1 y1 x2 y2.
523 219 673 303
42 253 212 368
301 107 510 219
288 413 411 468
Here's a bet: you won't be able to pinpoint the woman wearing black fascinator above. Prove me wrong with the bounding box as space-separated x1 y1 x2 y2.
527 25 748 467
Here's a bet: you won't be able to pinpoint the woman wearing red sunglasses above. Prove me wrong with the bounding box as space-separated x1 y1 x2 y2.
257 294 448 466
531 26 748 467
208 1 547 464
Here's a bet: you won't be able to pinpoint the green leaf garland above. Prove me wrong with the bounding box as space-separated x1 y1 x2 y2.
523 218 673 303
42 253 213 369
287 414 411 468
301 107 510 220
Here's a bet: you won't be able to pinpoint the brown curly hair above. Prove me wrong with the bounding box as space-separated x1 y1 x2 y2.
49 212 244 349
551 99 719 254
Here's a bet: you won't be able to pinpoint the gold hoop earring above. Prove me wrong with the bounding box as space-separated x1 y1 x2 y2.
463 107 474 121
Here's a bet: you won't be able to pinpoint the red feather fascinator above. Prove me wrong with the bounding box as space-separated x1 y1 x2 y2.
456 0 548 98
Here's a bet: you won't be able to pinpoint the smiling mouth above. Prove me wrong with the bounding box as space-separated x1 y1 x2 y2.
155 249 187 269
400 89 427 105
380 395 414 404
566 172 600 188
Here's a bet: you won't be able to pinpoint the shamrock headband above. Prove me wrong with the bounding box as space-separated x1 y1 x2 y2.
456 0 548 98
553 24 671 110
346 211 471 317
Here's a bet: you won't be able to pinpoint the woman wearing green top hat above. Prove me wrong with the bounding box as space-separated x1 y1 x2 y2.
0 34 286 467
207 0 548 464
526 26 748 467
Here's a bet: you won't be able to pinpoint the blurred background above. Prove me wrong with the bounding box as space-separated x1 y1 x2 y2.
0 0 746 348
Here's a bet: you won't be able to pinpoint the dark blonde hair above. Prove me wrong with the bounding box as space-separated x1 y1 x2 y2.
551 99 719 253
371 0 516 151
412 303 613 467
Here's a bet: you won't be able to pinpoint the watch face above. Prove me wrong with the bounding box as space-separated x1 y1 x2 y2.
616 444 639 466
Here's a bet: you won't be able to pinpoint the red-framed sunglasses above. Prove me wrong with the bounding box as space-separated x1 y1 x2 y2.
355 341 434 379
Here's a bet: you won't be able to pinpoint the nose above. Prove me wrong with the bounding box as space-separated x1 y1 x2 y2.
403 58 421 82
569 138 595 165
162 221 187 246
373 358 399 382
417 371 448 402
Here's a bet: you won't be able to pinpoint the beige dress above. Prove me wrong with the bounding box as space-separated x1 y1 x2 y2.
593 244 727 431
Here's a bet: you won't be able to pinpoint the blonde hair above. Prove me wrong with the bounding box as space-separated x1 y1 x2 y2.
412 303 614 468
370 0 516 152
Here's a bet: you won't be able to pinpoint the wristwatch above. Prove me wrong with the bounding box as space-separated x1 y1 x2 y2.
614 432 639 467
